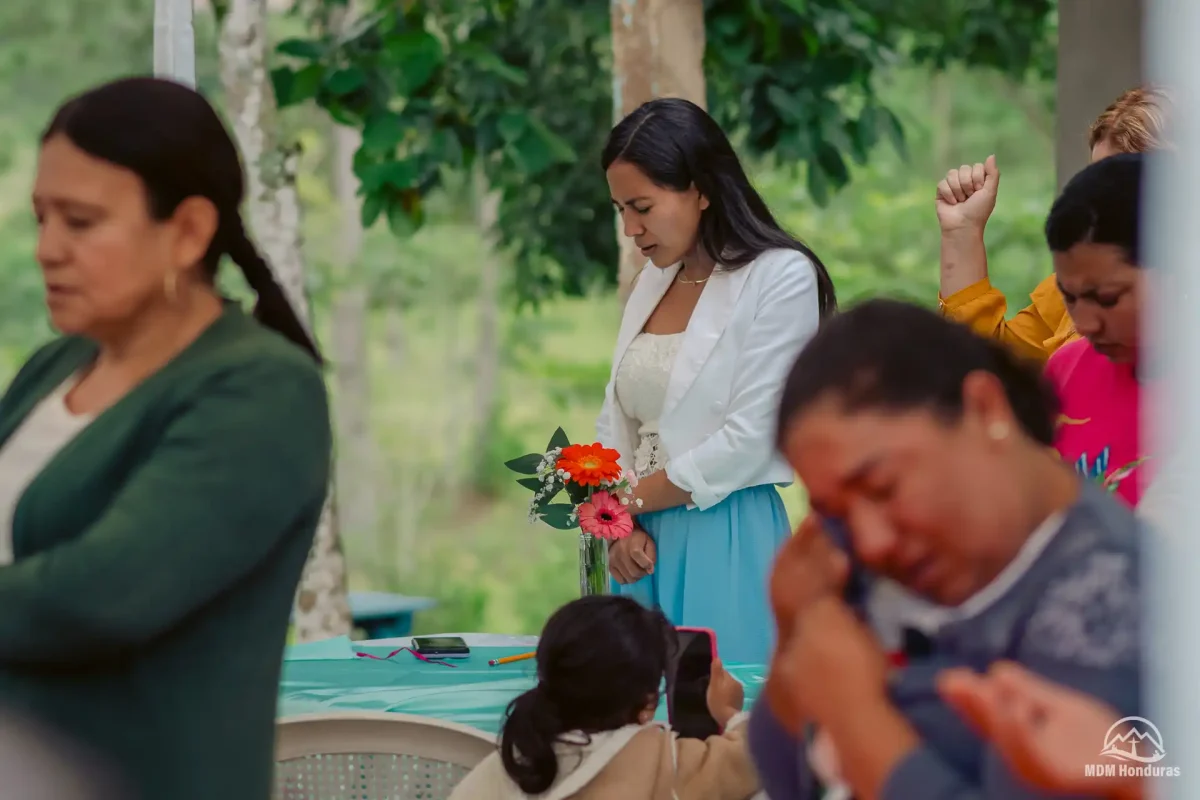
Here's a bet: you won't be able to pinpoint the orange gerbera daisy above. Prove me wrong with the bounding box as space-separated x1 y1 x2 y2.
556 443 623 487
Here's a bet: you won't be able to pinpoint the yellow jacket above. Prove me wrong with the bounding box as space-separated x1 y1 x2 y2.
939 275 1079 364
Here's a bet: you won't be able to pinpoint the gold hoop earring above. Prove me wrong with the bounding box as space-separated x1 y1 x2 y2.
164 271 179 303
987 421 1010 441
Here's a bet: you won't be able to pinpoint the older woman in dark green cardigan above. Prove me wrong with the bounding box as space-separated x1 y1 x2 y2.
0 78 332 799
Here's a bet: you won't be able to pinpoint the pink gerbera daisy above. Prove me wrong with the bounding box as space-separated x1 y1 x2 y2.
577 491 634 541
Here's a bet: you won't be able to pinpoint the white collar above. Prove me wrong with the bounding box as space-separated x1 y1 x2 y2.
906 510 1067 633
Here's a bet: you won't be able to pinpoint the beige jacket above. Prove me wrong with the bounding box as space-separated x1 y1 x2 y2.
448 715 759 800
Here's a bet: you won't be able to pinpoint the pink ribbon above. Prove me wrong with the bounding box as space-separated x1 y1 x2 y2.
355 647 458 668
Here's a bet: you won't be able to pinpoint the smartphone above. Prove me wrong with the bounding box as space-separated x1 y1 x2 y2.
667 627 720 740
823 516 869 608
411 636 471 659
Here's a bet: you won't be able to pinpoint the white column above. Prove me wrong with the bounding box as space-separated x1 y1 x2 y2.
1056 0 1143 189
154 0 197 87
1143 1 1200 796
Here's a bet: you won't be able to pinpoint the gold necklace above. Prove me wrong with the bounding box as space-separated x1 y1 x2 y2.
676 270 710 285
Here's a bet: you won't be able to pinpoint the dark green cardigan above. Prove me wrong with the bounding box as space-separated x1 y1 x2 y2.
0 305 331 800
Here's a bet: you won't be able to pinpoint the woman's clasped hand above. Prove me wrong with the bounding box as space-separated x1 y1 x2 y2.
608 527 656 585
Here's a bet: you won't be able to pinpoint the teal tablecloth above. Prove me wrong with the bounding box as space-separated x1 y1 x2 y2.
279 637 766 735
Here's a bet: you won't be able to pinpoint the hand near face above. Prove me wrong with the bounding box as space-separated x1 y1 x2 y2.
769 515 850 639
938 662 1142 800
774 596 890 729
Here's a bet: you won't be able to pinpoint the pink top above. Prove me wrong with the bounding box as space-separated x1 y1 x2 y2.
1044 339 1146 507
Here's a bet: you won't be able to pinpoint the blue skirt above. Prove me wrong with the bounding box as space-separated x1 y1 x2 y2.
613 484 790 664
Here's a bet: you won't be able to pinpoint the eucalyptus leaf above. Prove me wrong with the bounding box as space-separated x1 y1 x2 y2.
546 427 571 452
505 453 543 475
539 503 577 530
565 482 588 507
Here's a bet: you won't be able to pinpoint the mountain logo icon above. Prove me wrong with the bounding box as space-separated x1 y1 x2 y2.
1100 716 1166 764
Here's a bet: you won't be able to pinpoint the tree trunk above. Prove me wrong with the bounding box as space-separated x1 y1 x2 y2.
470 163 501 485
610 0 706 304
330 123 378 547
219 0 352 642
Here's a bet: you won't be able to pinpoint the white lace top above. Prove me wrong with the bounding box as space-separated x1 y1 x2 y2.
614 333 683 478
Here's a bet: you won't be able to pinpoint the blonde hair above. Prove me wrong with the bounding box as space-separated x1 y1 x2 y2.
1088 85 1171 154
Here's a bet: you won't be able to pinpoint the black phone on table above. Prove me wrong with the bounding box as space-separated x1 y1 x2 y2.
411 636 471 659
666 627 720 740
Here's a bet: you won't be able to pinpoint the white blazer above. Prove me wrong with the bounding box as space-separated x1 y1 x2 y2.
596 248 822 511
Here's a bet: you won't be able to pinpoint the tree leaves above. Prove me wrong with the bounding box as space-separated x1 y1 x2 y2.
271 64 324 108
279 0 605 265
499 111 577 177
288 0 1051 298
705 0 1051 206
326 66 367 96
361 111 406 154
383 30 444 94
277 37 325 60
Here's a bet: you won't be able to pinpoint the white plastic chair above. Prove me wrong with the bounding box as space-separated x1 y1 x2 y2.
273 712 496 800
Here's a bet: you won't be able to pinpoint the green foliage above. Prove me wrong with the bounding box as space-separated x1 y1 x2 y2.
505 426 592 527
272 0 616 304
287 0 1053 303
756 64 1054 309
704 0 1054 203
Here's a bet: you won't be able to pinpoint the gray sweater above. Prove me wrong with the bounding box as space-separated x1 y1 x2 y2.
749 483 1140 799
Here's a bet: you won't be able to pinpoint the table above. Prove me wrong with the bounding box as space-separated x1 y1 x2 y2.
280 634 765 735
347 592 437 639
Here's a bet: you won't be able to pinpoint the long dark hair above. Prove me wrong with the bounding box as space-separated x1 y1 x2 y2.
499 596 674 795
776 299 1059 448
41 77 321 362
602 97 837 318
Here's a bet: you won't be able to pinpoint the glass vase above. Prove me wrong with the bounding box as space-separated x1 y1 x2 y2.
579 532 610 597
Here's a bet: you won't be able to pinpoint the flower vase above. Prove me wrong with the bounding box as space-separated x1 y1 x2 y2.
579 531 610 596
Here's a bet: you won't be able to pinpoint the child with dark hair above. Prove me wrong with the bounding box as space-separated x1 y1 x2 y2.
1043 152 1148 506
748 299 1140 800
449 596 760 800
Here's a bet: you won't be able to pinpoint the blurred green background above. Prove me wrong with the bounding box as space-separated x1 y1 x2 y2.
0 0 1057 635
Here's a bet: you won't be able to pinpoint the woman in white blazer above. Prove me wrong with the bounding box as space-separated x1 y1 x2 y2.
597 97 837 663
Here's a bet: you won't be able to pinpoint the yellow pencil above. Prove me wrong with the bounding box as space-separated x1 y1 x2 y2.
488 651 536 667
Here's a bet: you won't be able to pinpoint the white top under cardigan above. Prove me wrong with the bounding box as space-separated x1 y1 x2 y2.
0 377 94 564
597 249 822 511
615 332 683 478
